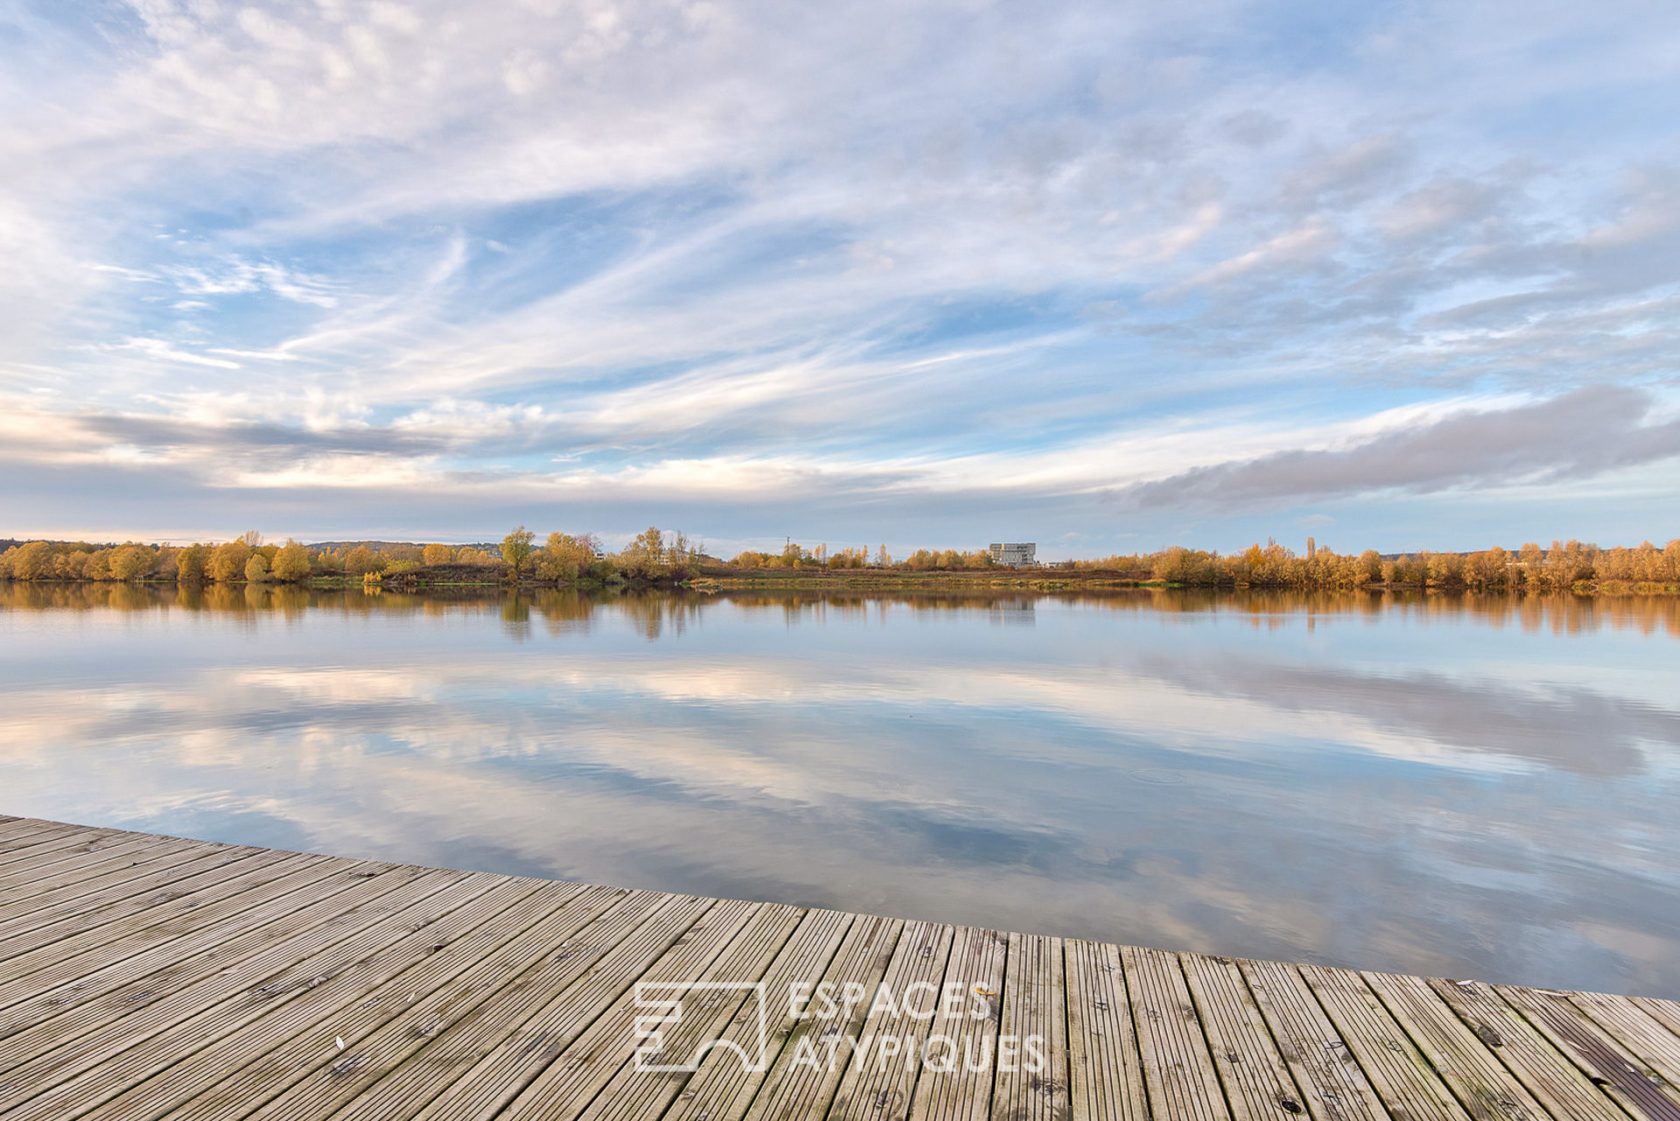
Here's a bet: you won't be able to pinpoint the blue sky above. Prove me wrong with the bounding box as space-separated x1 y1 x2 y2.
1 0 1677 557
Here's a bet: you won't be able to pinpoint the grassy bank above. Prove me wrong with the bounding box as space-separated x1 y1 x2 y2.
4 565 1678 596
687 565 1680 595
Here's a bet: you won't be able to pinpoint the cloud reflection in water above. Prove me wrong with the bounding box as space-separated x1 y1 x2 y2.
1 585 1676 996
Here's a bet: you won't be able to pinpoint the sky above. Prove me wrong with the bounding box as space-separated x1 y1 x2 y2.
0 0 1677 558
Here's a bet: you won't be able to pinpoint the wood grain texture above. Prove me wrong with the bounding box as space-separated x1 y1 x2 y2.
0 816 1672 1121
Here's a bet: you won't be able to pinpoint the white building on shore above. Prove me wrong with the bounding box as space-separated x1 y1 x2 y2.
988 542 1037 567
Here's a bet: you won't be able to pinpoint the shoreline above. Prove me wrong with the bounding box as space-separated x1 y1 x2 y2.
4 569 1678 596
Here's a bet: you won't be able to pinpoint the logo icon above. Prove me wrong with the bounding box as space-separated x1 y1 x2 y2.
632 981 771 1073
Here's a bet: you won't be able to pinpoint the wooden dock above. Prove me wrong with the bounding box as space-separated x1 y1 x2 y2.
2 815 1679 1121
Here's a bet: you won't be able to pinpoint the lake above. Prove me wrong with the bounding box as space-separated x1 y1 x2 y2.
2 583 1677 997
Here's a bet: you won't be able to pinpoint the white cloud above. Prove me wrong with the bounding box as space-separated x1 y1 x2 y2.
1172 220 1340 292
0 0 1676 545
165 258 340 307
106 337 244 369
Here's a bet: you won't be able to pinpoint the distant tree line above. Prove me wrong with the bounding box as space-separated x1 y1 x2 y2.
725 537 1680 591
728 543 996 570
4 531 1678 592
0 526 704 588
1063 538 1680 592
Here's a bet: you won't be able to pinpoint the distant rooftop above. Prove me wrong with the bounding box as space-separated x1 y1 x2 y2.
988 542 1037 566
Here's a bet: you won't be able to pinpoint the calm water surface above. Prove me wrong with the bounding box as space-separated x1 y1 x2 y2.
2 584 1677 996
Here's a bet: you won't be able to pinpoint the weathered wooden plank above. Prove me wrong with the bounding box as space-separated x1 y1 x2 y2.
0 848 291 966
0 844 272 942
0 834 68 868
0 817 92 848
0 859 394 1041
0 816 82 834
1566 989 1680 1093
0 868 479 1119
1635 998 1680 1042
1300 964 1469 1121
0 834 133 881
1495 984 1680 1121
1125 945 1232 1121
990 933 1070 1121
569 903 812 1121
490 899 779 1119
1181 953 1307 1121
219 883 630 1121
907 924 1008 1121
91 877 577 1121
0 821 85 861
735 912 905 1121
825 920 957 1121
318 887 676 1121
0 834 228 905
0 823 163 865
0 851 331 1017
0 816 1675 1121
1065 938 1148 1121
402 893 718 1121
1362 970 1549 1121
1426 978 1631 1121
636 908 854 1121
1236 958 1388 1121
0 856 388 1018
0 834 196 891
